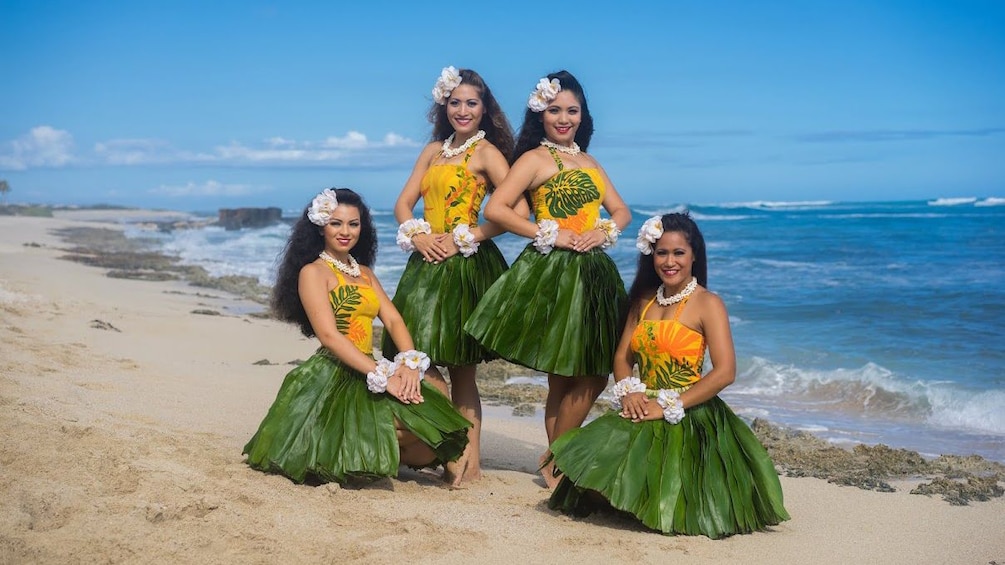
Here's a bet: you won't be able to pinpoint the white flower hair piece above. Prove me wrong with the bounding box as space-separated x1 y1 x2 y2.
432 66 463 105
527 77 561 112
635 215 664 255
307 189 339 226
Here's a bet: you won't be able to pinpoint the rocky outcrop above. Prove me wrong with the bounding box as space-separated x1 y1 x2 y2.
217 207 282 230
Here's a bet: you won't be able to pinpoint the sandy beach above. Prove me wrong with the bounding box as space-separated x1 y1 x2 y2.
1 211 1003 565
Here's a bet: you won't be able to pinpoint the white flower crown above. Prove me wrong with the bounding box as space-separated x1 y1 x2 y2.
527 77 561 112
432 66 462 105
635 215 664 255
307 189 339 226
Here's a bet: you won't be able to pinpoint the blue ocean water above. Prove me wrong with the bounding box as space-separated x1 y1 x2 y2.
125 197 1005 462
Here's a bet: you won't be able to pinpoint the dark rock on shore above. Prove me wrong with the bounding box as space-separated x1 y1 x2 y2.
54 226 272 305
218 207 282 230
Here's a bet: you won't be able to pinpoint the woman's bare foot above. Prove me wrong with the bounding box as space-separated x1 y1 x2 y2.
443 454 469 488
540 459 563 489
462 465 482 482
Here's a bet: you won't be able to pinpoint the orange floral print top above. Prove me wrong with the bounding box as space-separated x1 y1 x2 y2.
630 295 706 388
421 142 487 233
530 146 606 234
326 267 379 354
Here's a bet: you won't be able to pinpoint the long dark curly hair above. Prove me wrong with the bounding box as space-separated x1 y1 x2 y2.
427 68 515 164
626 212 708 312
512 70 595 164
270 188 378 337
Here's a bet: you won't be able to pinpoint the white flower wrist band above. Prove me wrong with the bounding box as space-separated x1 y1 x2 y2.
610 377 686 424
365 350 431 394
393 349 431 374
656 389 686 424
365 358 396 393
609 377 647 411
595 218 621 249
534 219 559 254
396 218 433 253
452 224 480 257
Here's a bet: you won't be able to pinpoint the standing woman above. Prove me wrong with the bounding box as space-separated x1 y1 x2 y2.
244 188 471 485
464 70 632 487
382 66 517 484
547 213 790 538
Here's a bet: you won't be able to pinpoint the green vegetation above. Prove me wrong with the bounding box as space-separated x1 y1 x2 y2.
0 204 54 217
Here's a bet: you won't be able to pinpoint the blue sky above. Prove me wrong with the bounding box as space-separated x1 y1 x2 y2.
1 0 1003 211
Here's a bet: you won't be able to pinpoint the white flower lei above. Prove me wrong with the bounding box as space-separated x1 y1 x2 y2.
452 224 479 257
595 217 621 249
533 219 559 254
307 189 339 226
396 218 433 252
635 215 664 255
432 66 462 105
365 350 430 394
527 77 561 112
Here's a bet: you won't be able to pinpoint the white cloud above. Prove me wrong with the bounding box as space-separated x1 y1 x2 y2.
320 131 368 149
94 138 176 165
383 132 411 146
1 127 422 170
0 126 76 170
148 180 265 197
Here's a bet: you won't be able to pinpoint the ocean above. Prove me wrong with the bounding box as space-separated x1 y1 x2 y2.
124 197 1005 462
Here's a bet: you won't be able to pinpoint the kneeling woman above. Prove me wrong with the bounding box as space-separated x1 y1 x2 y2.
244 188 470 484
547 212 789 538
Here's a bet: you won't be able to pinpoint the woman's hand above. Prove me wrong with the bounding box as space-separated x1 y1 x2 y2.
388 365 424 404
411 232 449 263
553 229 578 250
434 233 460 261
570 229 606 253
619 391 651 421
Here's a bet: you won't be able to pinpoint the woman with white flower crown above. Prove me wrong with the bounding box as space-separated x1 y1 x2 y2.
244 187 471 485
383 66 521 485
546 212 790 538
463 70 632 488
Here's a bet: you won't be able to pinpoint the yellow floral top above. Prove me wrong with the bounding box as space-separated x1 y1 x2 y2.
421 142 487 233
630 295 706 389
326 267 379 354
530 146 606 234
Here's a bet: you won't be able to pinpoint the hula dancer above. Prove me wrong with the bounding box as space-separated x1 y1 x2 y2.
464 70 632 487
244 188 471 485
547 212 790 538
383 67 521 485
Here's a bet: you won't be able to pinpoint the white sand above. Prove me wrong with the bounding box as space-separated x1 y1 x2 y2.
2 212 1003 564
